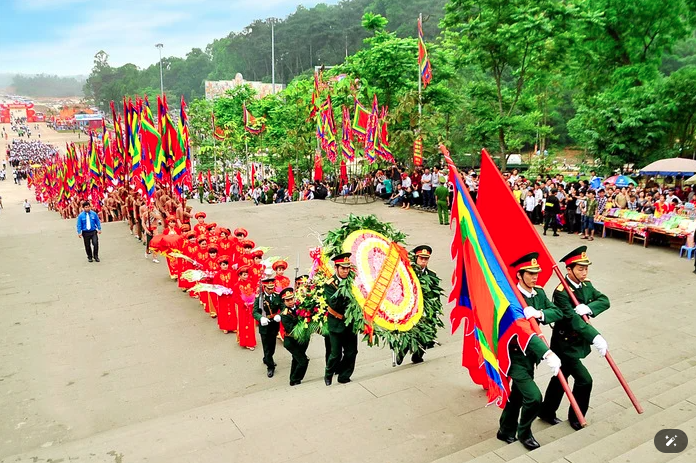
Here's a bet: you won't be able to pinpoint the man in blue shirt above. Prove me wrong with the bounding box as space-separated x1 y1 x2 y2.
76 200 102 262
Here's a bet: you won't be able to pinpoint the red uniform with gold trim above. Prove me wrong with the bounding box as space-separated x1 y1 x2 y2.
235 280 257 349
218 237 233 257
164 225 182 279
215 269 238 332
202 255 220 315
194 222 207 237
179 239 199 291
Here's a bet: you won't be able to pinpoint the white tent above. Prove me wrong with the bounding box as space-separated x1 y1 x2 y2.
685 174 696 185
639 158 696 177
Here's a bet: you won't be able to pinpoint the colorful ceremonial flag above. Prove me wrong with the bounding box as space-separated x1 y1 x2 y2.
179 96 193 190
476 149 555 286
212 112 227 140
102 119 116 186
287 163 295 195
441 144 538 408
363 95 379 163
413 136 423 166
308 72 321 120
341 105 355 161
88 131 102 192
225 172 231 196
250 163 256 187
169 96 187 187
418 16 433 88
141 97 163 179
352 98 370 141
375 106 394 163
207 169 212 191
243 103 265 135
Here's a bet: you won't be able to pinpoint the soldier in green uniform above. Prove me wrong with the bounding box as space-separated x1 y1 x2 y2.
253 276 284 378
279 287 310 386
538 246 609 430
324 253 358 386
497 252 563 450
405 245 444 364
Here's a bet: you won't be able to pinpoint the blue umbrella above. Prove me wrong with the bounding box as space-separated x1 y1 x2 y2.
604 175 637 187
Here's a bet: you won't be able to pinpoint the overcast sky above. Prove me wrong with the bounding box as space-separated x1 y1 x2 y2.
0 0 339 76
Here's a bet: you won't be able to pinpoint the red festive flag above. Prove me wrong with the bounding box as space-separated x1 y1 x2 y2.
340 159 348 186
251 163 256 187
225 172 231 196
476 149 555 286
413 136 423 166
207 169 212 191
313 151 323 181
236 170 243 191
287 163 295 195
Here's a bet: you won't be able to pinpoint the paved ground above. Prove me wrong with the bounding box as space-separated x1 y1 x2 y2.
1 125 695 462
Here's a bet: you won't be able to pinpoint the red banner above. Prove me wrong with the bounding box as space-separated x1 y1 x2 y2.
413 136 423 166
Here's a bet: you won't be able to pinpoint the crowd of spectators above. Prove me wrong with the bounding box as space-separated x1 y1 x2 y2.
505 169 696 241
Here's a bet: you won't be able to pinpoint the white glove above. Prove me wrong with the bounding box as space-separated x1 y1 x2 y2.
543 351 562 376
592 335 608 357
273 314 281 323
574 304 592 317
523 306 543 320
260 317 269 326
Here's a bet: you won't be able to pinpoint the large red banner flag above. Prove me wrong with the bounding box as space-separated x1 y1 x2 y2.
476 149 555 286
287 163 295 194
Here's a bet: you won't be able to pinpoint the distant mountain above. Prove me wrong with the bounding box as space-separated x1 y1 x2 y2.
10 74 85 97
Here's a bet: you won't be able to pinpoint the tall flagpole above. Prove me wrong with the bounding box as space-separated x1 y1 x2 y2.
417 13 422 128
271 20 276 95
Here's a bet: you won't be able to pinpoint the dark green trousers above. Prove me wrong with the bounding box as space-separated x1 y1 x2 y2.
540 356 593 425
437 200 449 224
325 330 358 382
499 361 542 439
324 334 331 363
283 337 309 383
259 323 280 368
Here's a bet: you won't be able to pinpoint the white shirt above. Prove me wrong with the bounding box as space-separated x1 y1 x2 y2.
421 173 432 190
524 195 536 212
402 177 412 189
517 283 537 298
432 174 441 188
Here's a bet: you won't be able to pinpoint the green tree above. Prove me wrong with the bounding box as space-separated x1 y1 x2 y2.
442 0 582 169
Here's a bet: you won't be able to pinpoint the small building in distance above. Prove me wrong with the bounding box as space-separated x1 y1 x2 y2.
205 73 285 100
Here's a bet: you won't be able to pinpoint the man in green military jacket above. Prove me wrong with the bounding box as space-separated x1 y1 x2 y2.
539 246 609 430
279 287 309 386
404 245 444 364
497 252 563 450
324 253 358 386
253 276 284 378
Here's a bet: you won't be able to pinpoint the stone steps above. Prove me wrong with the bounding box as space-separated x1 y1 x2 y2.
433 369 696 463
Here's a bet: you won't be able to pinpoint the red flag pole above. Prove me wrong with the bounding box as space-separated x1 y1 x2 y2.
552 265 644 414
440 144 586 427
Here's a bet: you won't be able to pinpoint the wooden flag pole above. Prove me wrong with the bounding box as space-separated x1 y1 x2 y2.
552 265 643 414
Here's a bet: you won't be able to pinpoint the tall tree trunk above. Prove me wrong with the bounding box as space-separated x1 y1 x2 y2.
499 127 507 171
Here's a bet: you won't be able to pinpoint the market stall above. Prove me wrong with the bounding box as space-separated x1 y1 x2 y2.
598 208 696 248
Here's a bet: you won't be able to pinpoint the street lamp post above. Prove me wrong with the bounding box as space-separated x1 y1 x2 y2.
155 43 164 97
